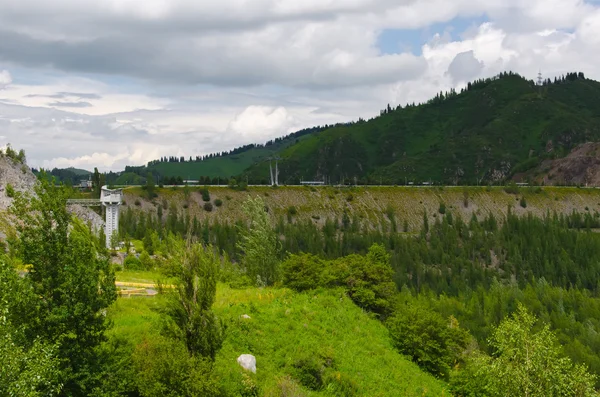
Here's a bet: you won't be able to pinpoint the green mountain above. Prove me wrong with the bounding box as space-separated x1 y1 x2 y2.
244 72 600 185
53 71 600 186
33 166 92 185
117 126 326 184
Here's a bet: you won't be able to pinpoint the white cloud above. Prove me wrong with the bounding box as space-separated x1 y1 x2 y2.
227 106 298 141
446 50 484 83
0 70 11 89
1 0 600 171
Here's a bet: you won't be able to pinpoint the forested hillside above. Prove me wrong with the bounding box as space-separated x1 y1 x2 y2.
46 72 600 187
4 157 600 395
244 72 600 185
118 186 600 392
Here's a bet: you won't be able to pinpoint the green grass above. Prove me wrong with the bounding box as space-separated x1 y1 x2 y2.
107 296 163 344
107 285 449 396
114 270 176 285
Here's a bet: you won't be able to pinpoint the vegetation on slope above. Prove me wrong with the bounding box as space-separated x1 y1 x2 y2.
244 72 600 185
120 184 600 233
105 284 449 396
45 71 600 187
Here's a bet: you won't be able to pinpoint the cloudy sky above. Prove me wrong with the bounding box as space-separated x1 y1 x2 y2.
1 0 600 171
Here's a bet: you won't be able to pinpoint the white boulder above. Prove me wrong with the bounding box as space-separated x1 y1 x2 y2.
237 354 256 373
241 314 251 319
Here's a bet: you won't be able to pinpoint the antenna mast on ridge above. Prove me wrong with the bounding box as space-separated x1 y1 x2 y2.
537 70 543 86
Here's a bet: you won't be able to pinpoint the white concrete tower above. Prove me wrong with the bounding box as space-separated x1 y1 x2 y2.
100 186 123 249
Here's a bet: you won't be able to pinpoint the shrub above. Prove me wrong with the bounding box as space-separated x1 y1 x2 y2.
134 199 141 206
203 202 213 212
346 194 354 202
132 335 222 397
214 199 223 207
139 251 154 270
286 206 297 223
123 255 143 270
201 187 211 202
504 183 520 195
324 244 396 316
290 356 325 391
520 197 527 208
5 183 15 198
386 305 470 380
281 254 324 291
438 202 446 214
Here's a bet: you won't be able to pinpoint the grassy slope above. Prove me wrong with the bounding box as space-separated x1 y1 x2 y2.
124 185 600 232
108 282 449 396
244 75 600 184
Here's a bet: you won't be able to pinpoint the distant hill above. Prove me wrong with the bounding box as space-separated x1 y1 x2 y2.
243 71 600 185
51 71 600 186
33 166 92 185
114 126 329 184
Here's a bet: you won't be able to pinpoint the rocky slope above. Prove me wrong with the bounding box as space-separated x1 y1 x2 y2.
0 152 103 238
523 142 600 186
0 153 37 211
123 185 600 233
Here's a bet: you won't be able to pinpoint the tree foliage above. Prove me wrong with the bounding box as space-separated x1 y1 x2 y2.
161 239 224 360
386 304 470 380
9 178 117 395
237 195 280 286
452 305 597 396
0 256 63 396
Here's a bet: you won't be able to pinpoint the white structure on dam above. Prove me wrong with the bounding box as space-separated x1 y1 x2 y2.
100 186 123 248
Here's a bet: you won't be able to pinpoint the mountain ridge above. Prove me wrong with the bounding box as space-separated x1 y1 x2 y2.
47 71 600 186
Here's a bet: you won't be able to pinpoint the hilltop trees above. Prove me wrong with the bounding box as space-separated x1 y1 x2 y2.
9 178 117 395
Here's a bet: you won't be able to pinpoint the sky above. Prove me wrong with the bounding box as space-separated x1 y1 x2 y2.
1 0 600 172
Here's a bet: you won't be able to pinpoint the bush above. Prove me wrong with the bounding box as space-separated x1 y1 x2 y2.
214 199 223 207
281 254 324 291
132 335 222 397
123 255 143 270
287 206 297 216
201 187 211 202
520 197 527 208
134 199 141 206
504 183 520 195
139 251 153 270
290 356 325 391
386 305 470 380
5 183 15 198
438 202 446 214
346 194 354 202
204 202 213 212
